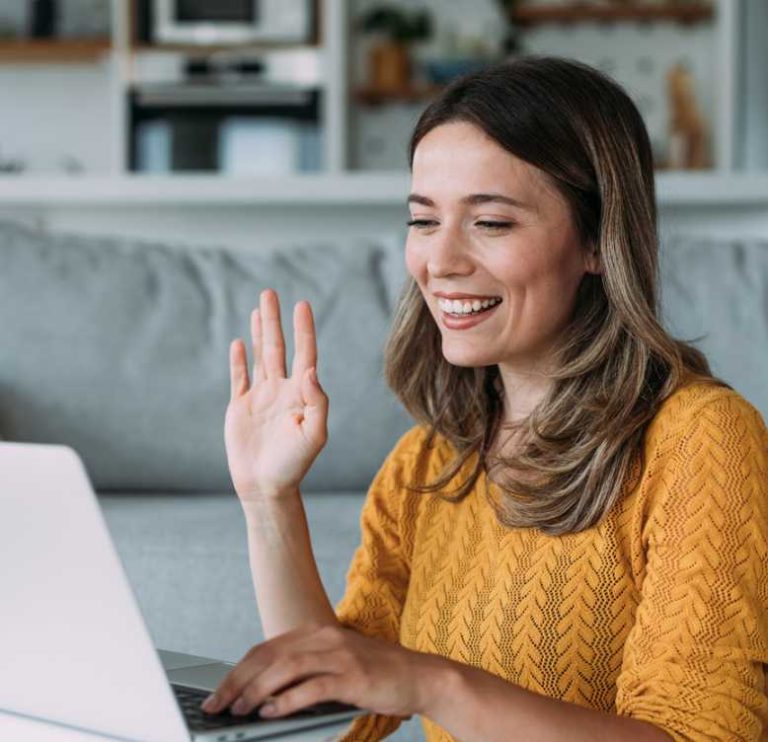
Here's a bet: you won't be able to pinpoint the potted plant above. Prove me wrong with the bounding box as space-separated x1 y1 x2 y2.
358 5 433 92
493 0 524 57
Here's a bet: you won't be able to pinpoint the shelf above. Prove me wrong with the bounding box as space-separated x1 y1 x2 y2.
511 2 715 27
0 174 411 206
132 42 320 55
132 82 319 107
0 172 765 207
353 84 445 105
0 38 111 63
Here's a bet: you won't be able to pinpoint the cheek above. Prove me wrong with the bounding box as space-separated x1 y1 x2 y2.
404 240 423 281
495 249 574 291
485 255 537 290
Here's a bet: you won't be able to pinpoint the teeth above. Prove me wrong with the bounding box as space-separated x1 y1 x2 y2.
438 297 501 315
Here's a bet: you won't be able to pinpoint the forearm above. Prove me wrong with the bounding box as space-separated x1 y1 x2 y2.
420 659 673 742
240 491 339 640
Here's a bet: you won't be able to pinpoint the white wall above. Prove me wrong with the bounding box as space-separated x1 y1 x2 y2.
0 60 115 173
0 0 113 172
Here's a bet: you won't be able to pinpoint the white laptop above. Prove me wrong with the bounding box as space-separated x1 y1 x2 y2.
0 441 366 741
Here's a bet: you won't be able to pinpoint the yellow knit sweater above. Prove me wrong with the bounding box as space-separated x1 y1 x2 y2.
333 379 768 741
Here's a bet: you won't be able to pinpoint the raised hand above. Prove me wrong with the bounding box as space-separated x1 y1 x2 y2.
225 289 329 501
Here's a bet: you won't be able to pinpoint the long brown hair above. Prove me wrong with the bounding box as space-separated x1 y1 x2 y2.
384 55 728 535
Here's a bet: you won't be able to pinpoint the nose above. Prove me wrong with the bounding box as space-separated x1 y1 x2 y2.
426 227 475 279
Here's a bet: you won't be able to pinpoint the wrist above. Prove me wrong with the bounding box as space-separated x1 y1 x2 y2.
238 485 300 502
414 652 466 719
239 489 301 517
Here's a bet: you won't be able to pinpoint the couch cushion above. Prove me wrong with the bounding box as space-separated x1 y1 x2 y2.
98 490 424 742
0 220 412 492
659 236 768 420
98 490 366 661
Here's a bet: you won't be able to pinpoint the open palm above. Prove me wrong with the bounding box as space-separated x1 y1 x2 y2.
225 289 328 501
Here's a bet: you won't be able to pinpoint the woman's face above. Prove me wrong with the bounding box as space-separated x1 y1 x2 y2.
405 121 599 371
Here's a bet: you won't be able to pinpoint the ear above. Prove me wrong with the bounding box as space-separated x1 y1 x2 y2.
584 243 601 275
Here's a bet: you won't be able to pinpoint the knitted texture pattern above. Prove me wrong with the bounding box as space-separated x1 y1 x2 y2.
333 380 768 741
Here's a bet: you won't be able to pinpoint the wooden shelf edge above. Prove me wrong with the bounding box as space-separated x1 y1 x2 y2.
512 3 714 27
353 84 445 105
0 38 111 63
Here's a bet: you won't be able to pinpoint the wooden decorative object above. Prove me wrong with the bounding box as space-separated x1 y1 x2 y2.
666 62 708 169
368 41 411 93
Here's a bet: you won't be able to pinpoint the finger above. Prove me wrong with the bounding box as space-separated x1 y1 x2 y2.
290 301 318 380
203 649 271 714
204 626 326 713
250 308 265 383
254 673 347 719
229 338 250 401
230 649 340 717
260 288 287 379
301 367 329 446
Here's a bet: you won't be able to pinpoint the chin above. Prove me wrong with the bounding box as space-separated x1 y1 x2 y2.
440 341 497 369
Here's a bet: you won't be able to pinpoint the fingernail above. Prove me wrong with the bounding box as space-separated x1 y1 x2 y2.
260 702 277 717
201 694 218 712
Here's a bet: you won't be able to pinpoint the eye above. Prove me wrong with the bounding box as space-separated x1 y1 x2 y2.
406 219 438 229
475 221 513 231
406 219 514 230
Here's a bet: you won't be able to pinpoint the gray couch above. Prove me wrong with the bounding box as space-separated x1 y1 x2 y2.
1 219 766 742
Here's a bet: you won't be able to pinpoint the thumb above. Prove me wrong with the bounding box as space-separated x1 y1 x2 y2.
301 367 328 443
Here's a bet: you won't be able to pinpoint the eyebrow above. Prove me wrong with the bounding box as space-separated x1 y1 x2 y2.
407 192 533 210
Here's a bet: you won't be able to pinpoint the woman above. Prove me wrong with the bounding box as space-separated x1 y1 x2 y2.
201 57 768 741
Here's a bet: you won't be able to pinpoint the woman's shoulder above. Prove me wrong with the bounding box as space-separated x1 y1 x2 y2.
364 425 453 518
385 423 454 465
636 373 768 540
646 372 767 450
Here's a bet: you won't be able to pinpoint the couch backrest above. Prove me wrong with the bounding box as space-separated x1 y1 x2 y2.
0 220 413 493
659 235 768 419
1 223 765 494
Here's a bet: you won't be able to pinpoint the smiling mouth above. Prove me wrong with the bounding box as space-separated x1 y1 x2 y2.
438 296 503 317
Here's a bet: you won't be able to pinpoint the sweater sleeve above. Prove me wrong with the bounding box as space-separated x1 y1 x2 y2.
333 424 425 742
615 389 768 741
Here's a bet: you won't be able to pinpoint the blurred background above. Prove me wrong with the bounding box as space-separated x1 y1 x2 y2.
0 0 765 247
0 0 768 247
1 4 766 741
0 0 762 175
0 0 764 235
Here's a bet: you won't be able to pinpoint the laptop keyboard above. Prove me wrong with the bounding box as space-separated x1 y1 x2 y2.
172 683 360 732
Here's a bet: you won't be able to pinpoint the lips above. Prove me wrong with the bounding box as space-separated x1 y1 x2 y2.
439 300 501 330
434 292 501 300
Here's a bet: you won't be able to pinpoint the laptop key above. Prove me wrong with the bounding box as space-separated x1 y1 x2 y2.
171 683 360 731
